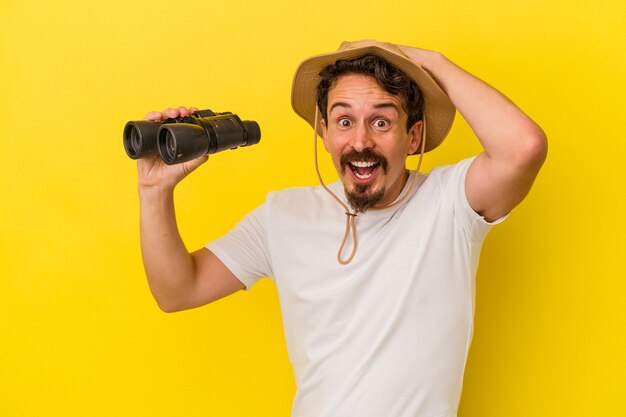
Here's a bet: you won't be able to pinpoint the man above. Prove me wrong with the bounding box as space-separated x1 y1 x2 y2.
137 40 547 416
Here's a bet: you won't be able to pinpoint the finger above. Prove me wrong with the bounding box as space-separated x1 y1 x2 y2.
183 155 209 174
163 107 179 119
189 106 199 113
178 106 192 117
397 45 418 60
144 111 163 121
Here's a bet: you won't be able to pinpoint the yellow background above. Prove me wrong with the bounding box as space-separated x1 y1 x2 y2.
1 0 624 415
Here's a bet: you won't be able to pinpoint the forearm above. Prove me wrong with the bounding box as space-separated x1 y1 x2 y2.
421 52 546 165
139 186 197 311
397 45 548 219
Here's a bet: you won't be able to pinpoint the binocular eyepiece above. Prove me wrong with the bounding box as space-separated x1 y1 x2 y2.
123 109 261 165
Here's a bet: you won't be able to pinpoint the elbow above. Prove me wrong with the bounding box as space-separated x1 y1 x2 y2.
530 129 548 168
151 290 189 313
156 300 182 313
515 127 548 170
152 291 211 313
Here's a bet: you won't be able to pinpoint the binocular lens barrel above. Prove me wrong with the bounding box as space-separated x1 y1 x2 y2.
158 123 209 165
123 110 261 164
123 121 161 159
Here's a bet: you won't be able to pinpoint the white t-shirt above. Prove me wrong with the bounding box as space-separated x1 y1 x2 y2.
207 158 503 417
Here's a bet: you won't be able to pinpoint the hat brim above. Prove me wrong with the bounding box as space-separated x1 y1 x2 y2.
291 41 456 154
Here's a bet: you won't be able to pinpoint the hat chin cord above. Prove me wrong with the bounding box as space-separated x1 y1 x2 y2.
313 107 427 265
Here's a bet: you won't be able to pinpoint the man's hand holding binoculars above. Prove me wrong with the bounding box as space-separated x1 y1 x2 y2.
136 106 208 193
124 105 261 194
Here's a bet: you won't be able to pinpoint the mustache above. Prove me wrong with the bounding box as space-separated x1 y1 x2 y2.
340 149 388 173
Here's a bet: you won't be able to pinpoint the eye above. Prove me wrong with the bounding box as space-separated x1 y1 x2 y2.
373 118 390 129
338 118 352 128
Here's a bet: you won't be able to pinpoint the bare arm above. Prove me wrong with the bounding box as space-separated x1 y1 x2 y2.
399 46 548 221
138 107 245 312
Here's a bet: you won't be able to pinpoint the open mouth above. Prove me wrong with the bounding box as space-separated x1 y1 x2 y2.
349 160 380 180
340 149 387 183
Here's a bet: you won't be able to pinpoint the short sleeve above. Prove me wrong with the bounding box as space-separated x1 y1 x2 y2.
436 157 507 243
206 202 273 290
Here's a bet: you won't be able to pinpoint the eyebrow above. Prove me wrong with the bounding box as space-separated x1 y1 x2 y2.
329 101 400 114
373 102 400 112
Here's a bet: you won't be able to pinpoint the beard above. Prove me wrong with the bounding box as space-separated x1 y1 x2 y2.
345 184 385 213
340 149 388 213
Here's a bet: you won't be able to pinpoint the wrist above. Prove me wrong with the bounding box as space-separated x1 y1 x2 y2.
138 183 176 201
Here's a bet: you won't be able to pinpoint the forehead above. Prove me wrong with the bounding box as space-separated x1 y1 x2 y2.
328 74 405 111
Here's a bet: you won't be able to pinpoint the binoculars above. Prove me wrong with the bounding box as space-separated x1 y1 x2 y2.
123 109 261 165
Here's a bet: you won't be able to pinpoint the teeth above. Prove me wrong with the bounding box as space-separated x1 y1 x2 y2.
351 161 376 168
354 171 373 180
349 160 378 180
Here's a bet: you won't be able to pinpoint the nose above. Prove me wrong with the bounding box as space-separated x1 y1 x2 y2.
349 124 375 152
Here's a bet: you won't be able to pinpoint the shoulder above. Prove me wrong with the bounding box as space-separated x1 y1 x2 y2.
425 157 507 228
417 157 476 196
428 157 475 182
263 181 345 225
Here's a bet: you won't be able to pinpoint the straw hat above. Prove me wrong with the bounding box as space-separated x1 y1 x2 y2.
291 40 456 154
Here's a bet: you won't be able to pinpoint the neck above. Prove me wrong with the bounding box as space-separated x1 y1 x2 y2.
371 168 419 212
375 169 410 208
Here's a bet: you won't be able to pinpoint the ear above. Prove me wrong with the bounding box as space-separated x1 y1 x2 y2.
407 120 423 155
319 118 330 152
